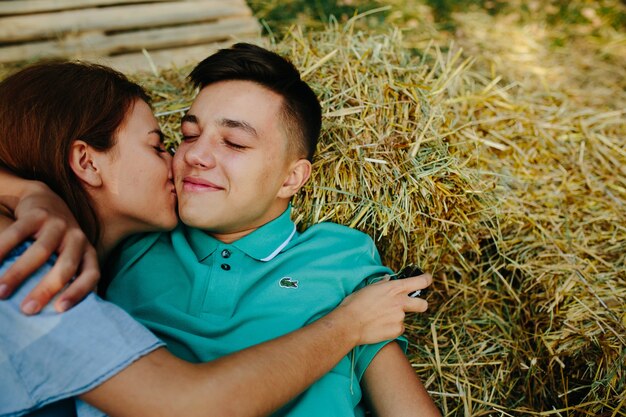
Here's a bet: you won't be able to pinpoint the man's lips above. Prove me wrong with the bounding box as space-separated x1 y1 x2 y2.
182 176 225 192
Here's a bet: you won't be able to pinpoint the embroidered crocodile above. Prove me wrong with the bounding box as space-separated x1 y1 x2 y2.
279 277 299 288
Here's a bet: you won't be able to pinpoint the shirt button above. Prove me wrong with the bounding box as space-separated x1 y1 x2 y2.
221 263 231 271
221 249 231 258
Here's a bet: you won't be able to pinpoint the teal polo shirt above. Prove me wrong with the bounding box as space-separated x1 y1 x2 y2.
107 207 407 417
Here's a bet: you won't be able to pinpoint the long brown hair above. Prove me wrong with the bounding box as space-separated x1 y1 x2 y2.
0 61 150 244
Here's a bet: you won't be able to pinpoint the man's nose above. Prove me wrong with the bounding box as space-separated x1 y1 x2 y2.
183 137 217 169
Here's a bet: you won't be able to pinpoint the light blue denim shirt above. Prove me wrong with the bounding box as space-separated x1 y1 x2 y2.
0 242 164 417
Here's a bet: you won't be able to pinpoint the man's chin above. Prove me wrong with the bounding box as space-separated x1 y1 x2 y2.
178 208 216 230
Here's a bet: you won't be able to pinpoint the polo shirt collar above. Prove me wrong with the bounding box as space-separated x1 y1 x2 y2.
184 206 296 263
185 226 219 262
233 206 296 262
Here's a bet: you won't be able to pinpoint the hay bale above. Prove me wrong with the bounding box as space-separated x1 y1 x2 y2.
93 8 626 414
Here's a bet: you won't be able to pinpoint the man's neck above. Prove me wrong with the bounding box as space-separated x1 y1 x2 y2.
206 204 291 244
209 226 260 244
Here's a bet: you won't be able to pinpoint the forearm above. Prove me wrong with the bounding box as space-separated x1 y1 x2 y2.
79 273 432 415
196 306 362 416
362 343 441 417
83 305 360 417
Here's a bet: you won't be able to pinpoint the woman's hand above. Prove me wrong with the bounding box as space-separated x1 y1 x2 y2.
0 183 100 314
338 273 432 345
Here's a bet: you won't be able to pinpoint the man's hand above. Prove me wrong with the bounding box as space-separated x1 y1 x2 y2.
0 184 100 314
338 273 432 345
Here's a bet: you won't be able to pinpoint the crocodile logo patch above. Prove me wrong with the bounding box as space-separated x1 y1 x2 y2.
279 277 299 289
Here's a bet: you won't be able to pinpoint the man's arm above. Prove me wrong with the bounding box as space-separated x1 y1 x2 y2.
0 169 99 313
362 342 441 417
82 276 432 417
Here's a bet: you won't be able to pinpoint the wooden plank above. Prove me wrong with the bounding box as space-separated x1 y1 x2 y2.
0 31 106 63
0 0 251 42
0 0 174 16
0 17 260 63
102 16 259 53
98 37 264 74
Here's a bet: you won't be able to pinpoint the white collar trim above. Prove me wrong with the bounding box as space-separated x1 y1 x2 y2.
260 224 297 262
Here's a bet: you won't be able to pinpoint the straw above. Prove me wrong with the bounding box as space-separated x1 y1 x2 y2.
4 1 620 412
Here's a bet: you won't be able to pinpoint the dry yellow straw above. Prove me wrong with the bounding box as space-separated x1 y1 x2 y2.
123 7 625 413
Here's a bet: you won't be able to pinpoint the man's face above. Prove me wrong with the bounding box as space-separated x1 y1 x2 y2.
173 80 299 236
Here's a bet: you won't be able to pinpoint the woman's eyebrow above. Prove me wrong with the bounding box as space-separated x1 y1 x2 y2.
149 129 165 143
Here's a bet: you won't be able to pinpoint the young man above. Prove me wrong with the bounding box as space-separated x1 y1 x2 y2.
103 43 440 416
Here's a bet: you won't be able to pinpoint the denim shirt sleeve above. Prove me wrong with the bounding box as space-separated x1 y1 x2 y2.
0 242 164 417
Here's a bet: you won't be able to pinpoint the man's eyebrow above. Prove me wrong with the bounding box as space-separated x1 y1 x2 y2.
219 118 258 138
150 129 165 143
180 114 258 138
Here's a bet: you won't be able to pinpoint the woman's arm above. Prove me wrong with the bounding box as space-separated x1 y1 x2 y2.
361 342 441 417
0 169 99 313
1 171 438 415
82 276 431 417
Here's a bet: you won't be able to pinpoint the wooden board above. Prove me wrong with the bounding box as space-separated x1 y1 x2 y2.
0 0 176 16
0 0 261 73
97 37 264 74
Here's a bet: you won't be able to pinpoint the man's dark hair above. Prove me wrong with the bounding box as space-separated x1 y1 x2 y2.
189 43 321 161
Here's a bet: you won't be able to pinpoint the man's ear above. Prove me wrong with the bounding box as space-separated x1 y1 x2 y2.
278 158 311 199
68 140 103 188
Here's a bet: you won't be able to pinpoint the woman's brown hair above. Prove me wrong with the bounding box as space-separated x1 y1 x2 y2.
0 61 150 244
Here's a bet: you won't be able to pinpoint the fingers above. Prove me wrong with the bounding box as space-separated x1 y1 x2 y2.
0 230 62 304
54 247 100 312
19 236 84 315
384 322 406 340
346 271 435 345
403 296 429 313
393 273 432 293
0 211 97 314
0 214 66 300
0 217 43 298
0 216 42 262
386 273 432 313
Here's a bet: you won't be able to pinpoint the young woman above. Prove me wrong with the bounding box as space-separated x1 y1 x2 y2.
0 61 431 417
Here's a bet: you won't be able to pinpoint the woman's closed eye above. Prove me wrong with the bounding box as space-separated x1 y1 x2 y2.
154 145 167 153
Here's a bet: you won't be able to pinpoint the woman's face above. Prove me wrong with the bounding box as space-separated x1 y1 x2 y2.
95 99 177 237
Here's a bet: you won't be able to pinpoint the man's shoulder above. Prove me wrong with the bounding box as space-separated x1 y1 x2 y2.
298 221 375 245
107 227 183 298
111 226 182 273
290 222 379 261
119 230 172 257
287 222 389 282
